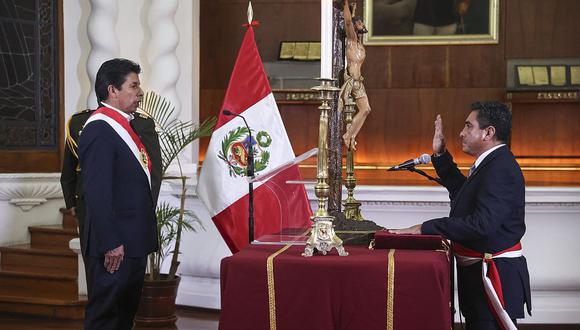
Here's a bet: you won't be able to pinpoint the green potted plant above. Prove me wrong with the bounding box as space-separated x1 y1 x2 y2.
135 91 216 326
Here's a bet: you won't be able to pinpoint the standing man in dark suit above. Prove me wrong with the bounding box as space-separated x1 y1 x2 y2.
391 101 531 329
60 106 161 297
78 58 159 330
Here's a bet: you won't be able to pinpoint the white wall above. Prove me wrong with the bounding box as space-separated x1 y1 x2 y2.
0 174 63 246
62 0 200 164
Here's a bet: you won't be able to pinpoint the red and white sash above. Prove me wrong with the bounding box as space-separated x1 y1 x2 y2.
454 243 523 330
85 106 152 188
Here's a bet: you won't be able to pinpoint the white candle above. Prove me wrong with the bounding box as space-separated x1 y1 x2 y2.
320 0 332 79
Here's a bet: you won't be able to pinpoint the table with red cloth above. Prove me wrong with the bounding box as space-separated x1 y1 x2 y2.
219 244 451 330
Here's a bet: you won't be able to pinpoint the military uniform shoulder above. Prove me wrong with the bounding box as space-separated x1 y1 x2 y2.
133 111 156 126
73 108 94 116
133 111 151 120
70 109 94 120
67 109 93 125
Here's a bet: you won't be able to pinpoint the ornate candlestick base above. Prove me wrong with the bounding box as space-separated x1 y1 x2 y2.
343 199 364 221
302 77 347 257
342 96 365 221
302 216 348 257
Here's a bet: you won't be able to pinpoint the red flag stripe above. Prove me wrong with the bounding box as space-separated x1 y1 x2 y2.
216 26 271 130
212 165 311 253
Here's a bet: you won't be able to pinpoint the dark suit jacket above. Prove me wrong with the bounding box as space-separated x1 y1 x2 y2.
78 119 158 258
422 146 532 320
61 110 92 211
60 110 162 255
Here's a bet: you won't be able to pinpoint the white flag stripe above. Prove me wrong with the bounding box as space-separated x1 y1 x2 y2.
198 93 295 217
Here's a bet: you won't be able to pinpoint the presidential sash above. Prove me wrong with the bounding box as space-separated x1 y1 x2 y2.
85 106 152 188
454 242 523 330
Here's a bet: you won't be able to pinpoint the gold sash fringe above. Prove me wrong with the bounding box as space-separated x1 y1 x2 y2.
266 244 292 330
387 249 396 330
265 246 396 330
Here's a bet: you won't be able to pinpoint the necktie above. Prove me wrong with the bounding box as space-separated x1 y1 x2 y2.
468 164 476 178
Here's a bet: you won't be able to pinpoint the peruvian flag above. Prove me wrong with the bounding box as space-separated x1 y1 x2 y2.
197 23 312 253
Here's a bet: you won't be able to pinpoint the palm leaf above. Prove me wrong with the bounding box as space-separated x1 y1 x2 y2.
154 201 202 270
140 91 216 174
138 91 215 280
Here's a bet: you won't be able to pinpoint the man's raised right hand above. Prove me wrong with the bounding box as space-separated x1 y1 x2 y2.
433 114 446 156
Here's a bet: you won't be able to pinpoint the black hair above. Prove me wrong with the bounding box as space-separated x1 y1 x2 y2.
471 101 512 143
95 58 141 106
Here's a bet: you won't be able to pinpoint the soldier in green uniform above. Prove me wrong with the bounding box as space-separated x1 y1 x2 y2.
60 108 162 294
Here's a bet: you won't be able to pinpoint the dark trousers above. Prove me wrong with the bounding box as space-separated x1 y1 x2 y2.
465 318 517 330
84 256 147 330
80 253 93 299
75 203 93 298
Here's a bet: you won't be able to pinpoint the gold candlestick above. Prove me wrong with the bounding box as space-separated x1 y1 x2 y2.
303 78 348 257
343 96 365 221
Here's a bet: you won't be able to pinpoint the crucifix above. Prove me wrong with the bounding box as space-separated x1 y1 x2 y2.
320 0 345 216
303 0 380 257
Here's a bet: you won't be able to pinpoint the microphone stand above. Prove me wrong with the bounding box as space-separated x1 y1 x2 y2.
247 131 254 244
223 110 254 244
407 167 443 185
239 117 255 244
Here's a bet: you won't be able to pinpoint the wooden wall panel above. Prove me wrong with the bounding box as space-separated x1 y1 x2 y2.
355 88 505 165
200 0 320 89
447 44 506 88
279 104 321 156
506 0 580 58
0 152 62 173
364 44 507 90
376 47 449 88
199 89 226 162
511 103 580 158
200 0 580 186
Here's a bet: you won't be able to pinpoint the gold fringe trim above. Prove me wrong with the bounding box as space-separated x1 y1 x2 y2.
387 249 396 330
65 118 79 159
266 244 292 330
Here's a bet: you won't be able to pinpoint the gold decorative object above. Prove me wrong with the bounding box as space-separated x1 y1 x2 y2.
307 42 321 60
517 66 534 86
342 96 365 221
303 78 348 257
279 41 322 61
532 66 549 85
570 66 580 85
550 66 567 86
293 42 310 60
279 42 296 60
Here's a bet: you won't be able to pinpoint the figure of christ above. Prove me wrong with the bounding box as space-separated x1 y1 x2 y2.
340 0 370 150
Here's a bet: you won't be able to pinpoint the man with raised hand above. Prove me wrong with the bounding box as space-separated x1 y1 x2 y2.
390 102 531 329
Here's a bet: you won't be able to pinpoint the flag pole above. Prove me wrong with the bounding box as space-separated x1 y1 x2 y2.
247 1 255 244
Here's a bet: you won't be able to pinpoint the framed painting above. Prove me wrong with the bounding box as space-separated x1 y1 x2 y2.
363 0 499 45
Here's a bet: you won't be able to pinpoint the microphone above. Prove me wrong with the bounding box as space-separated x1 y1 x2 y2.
388 154 431 171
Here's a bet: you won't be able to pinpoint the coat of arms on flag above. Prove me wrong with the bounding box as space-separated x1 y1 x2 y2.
197 18 312 253
218 127 272 177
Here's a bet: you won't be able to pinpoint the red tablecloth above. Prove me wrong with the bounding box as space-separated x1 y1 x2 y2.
220 245 451 330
